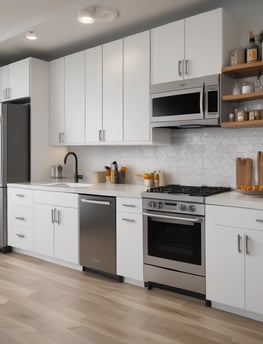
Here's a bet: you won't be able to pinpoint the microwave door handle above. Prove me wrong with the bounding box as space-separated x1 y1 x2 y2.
200 85 205 116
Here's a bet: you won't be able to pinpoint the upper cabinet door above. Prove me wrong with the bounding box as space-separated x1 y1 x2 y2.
0 66 9 102
85 46 103 143
65 51 85 144
50 57 65 145
151 20 184 84
103 39 123 143
185 8 222 79
124 31 150 142
8 58 30 100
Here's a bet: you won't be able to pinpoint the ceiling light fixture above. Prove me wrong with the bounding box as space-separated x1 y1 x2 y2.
78 6 118 24
78 7 95 24
26 30 37 40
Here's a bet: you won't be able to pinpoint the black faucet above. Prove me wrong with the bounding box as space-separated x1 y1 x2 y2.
64 152 83 183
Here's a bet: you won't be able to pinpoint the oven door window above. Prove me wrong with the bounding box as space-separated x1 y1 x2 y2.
148 217 201 265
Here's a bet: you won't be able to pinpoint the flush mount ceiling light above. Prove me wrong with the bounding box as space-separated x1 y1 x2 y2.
78 7 95 24
78 6 118 24
26 30 37 40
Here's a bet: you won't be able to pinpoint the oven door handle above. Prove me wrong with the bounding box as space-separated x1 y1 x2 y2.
142 212 202 223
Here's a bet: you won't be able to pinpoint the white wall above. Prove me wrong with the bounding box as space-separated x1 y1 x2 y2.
69 1 263 188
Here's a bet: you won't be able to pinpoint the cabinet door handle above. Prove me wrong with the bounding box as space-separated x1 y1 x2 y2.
121 218 135 223
184 59 189 75
57 210 61 225
16 233 25 238
59 132 64 144
102 129 106 141
51 208 56 223
122 204 136 208
237 234 242 253
15 216 25 221
256 219 263 223
178 60 182 76
245 235 250 255
16 193 25 198
99 130 102 141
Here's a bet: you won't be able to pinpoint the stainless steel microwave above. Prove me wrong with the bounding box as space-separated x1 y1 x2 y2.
150 74 222 128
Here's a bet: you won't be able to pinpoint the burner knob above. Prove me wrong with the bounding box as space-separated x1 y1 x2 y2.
158 202 163 209
152 201 157 208
179 204 187 211
189 205 196 212
148 201 153 208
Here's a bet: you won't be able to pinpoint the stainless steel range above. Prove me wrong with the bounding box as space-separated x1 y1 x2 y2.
142 185 230 297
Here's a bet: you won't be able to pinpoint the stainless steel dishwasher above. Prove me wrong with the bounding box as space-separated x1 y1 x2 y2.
79 194 121 280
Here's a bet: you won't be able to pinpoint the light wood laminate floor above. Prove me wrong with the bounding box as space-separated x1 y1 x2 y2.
0 253 263 344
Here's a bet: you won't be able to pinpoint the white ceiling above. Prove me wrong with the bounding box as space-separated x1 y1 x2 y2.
0 0 227 64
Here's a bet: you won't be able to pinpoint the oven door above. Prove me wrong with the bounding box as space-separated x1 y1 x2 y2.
151 86 204 123
143 211 205 276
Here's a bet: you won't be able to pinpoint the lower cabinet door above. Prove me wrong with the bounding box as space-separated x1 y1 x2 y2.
54 207 79 264
206 226 245 309
34 204 54 257
117 212 143 281
245 229 263 315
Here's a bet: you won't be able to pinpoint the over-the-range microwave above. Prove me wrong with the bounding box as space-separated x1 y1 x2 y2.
150 74 230 128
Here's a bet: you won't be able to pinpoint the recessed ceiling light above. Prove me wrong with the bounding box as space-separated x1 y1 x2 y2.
26 30 37 40
78 7 95 24
77 6 118 24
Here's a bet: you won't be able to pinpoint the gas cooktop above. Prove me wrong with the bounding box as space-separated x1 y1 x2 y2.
142 184 231 203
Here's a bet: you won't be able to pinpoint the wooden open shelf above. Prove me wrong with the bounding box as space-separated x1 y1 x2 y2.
222 61 263 78
221 119 263 128
222 91 263 102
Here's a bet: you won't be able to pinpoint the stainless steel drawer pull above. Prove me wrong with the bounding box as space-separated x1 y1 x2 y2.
81 199 111 206
121 218 136 223
237 234 242 253
122 204 136 208
16 194 25 198
245 235 250 255
256 219 263 223
16 233 25 238
15 216 25 221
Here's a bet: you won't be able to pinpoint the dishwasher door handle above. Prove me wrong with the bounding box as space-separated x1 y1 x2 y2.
80 199 111 206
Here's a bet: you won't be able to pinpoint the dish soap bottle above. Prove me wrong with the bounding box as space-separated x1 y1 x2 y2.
246 31 259 63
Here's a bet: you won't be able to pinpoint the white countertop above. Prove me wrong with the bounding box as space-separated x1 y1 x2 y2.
7 181 148 198
206 190 263 210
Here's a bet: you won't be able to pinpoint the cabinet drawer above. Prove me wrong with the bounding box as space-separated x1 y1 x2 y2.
8 206 33 228
8 188 33 206
207 205 263 231
34 191 78 208
117 197 142 213
8 226 33 251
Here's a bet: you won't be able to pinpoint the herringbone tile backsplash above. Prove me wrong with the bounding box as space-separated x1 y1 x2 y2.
72 128 263 187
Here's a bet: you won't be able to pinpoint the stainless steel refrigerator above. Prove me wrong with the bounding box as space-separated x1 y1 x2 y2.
0 102 30 252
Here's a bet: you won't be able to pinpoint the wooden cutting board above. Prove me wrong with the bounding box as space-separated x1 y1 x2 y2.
236 158 252 188
257 151 263 185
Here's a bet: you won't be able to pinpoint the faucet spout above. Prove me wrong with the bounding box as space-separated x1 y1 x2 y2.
64 152 82 183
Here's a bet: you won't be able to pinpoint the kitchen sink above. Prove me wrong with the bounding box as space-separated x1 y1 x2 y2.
41 182 92 188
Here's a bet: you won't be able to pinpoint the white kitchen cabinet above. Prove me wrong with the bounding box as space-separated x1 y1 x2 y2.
65 51 85 144
7 188 34 251
117 197 143 282
50 57 65 145
0 58 29 101
85 46 103 143
34 191 79 264
151 8 236 84
102 39 123 143
123 31 150 142
206 204 263 316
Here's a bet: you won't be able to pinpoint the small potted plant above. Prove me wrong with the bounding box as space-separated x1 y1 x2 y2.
256 30 263 60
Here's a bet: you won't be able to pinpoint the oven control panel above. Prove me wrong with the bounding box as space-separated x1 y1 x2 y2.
143 198 204 216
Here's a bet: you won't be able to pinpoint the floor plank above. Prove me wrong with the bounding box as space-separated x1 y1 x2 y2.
0 253 262 344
